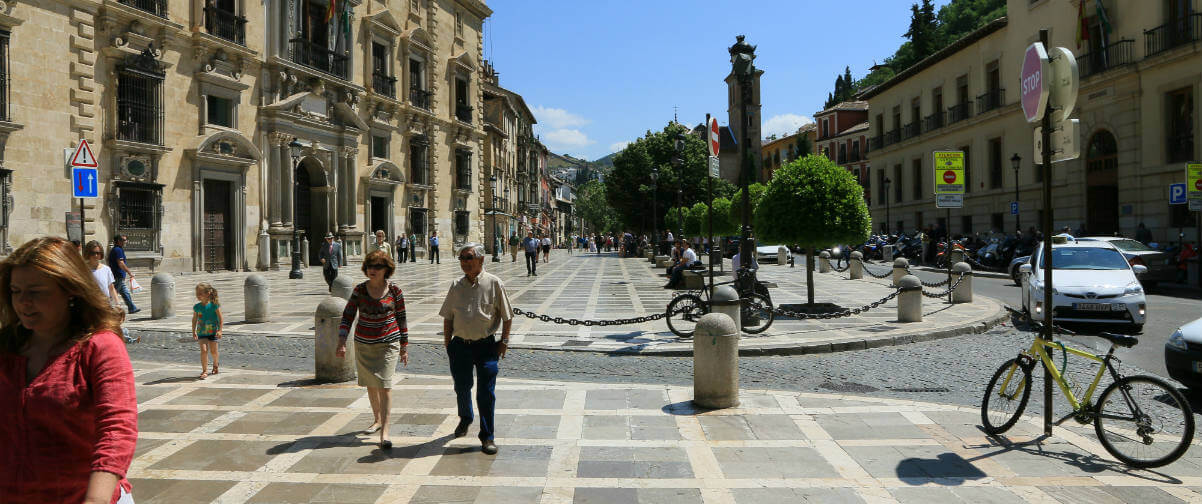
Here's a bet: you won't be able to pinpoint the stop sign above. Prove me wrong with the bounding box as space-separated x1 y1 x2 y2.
943 170 957 184
1021 42 1050 123
1196 179 1202 191
708 117 720 157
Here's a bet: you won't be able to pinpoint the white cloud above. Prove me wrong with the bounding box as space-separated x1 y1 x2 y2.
761 114 815 140
541 129 595 152
531 106 590 129
609 141 630 153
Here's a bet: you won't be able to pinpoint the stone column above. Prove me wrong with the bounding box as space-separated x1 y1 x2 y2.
280 141 294 227
344 147 358 230
334 149 347 231
268 133 284 227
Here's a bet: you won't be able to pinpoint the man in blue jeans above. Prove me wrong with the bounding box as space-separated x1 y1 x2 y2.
429 231 441 264
108 235 140 313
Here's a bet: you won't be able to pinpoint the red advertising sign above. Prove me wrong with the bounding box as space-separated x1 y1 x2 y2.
1021 42 1050 123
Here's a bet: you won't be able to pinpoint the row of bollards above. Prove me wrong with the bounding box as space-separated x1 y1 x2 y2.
148 272 273 322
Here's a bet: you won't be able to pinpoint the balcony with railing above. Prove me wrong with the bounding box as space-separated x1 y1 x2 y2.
976 88 1004 114
372 71 396 98
923 111 944 132
869 135 883 151
883 129 900 147
204 6 246 45
901 121 920 140
118 0 167 18
1145 13 1202 57
409 87 432 110
1077 39 1134 78
289 38 348 79
948 102 972 124
456 169 471 191
455 104 473 123
410 161 429 186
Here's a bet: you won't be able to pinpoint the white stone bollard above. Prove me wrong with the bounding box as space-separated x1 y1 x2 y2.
850 251 864 279
301 238 310 267
331 275 355 300
693 312 739 409
777 246 788 266
150 273 174 320
709 285 741 334
882 244 894 262
952 262 973 304
950 248 965 266
892 257 910 287
315 296 356 382
244 274 270 323
897 275 922 322
819 251 832 273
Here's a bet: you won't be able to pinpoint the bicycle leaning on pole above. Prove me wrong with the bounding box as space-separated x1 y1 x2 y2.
980 324 1194 468
665 268 773 338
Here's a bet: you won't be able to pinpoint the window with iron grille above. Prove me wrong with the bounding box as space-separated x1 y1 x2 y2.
960 145 972 193
372 134 389 159
117 53 164 145
454 210 469 236
409 136 428 185
912 158 923 200
0 31 9 122
1167 87 1194 163
455 149 472 191
989 137 1003 189
0 170 10 251
116 185 161 252
893 164 903 202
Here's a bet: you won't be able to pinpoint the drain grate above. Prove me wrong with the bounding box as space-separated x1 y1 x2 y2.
819 381 880 393
888 387 950 393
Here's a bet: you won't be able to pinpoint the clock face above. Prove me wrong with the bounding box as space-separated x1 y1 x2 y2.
126 159 147 177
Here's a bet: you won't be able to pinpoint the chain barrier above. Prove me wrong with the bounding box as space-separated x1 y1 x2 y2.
831 261 851 273
963 255 1003 272
854 258 895 279
748 288 902 320
511 306 679 326
919 275 951 288
920 272 968 299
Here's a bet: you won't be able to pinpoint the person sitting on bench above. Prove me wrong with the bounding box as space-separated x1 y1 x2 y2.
664 241 701 288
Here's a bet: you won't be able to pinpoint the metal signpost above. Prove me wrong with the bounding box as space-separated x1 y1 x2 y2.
1188 164 1202 287
706 114 720 300
934 150 965 299
69 140 99 240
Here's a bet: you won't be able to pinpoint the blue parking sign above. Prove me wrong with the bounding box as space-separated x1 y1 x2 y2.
1169 183 1187 205
72 167 99 198
1010 201 1019 215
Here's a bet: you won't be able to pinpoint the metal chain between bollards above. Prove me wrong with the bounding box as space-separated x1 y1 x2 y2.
920 272 968 298
511 306 683 326
831 261 851 273
918 275 951 288
854 258 895 278
963 255 1002 272
747 288 902 320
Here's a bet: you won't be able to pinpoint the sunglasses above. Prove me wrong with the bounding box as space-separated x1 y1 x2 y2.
365 263 386 270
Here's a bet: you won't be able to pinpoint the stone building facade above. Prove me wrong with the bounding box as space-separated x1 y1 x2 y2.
814 102 869 203
861 0 1200 243
0 0 497 271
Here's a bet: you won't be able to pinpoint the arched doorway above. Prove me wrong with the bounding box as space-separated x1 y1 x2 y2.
295 163 314 263
294 157 331 265
1085 131 1118 236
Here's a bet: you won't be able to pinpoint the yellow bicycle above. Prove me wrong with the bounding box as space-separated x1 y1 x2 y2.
981 329 1195 468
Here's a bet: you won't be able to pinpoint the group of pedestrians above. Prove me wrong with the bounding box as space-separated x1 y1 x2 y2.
517 231 552 276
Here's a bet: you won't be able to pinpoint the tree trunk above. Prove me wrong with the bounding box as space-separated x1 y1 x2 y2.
806 248 815 305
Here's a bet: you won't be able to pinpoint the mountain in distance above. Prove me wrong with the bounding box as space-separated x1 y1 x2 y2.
591 152 616 171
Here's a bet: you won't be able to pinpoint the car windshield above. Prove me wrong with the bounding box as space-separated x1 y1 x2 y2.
1106 239 1155 252
1038 247 1130 270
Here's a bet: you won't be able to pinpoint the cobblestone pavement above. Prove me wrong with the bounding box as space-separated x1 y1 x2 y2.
123 252 1004 354
125 360 1202 504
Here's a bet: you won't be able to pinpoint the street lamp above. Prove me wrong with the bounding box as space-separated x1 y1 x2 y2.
883 176 892 235
288 138 305 279
490 175 500 262
651 167 659 255
674 132 686 241
1010 153 1022 233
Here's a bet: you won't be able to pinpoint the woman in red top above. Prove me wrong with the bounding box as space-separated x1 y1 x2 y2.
0 237 138 504
336 249 408 449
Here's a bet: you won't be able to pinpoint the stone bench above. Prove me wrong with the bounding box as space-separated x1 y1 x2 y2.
681 270 706 289
655 256 672 268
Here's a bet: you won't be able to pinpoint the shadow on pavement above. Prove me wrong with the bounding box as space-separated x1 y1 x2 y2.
894 452 986 484
966 431 1184 484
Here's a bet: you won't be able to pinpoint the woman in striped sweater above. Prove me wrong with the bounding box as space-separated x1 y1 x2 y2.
336 250 408 449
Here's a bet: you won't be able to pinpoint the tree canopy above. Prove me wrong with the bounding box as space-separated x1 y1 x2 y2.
755 155 871 248
729 182 767 231
574 180 619 233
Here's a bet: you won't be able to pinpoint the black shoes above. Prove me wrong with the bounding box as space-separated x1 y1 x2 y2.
454 419 472 438
481 440 498 455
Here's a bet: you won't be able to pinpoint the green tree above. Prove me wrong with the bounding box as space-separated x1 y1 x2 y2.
729 182 767 231
904 1 939 64
575 180 619 234
685 202 709 237
606 123 710 233
664 207 687 236
755 155 871 304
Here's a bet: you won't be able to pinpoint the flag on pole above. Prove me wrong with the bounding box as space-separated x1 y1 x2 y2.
1075 0 1088 49
1095 0 1112 66
324 0 337 24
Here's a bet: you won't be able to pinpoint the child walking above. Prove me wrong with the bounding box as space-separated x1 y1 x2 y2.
191 282 223 379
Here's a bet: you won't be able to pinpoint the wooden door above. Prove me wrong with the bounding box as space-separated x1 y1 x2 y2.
203 179 231 271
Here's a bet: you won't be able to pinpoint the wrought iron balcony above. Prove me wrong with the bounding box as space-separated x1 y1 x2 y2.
976 88 1004 114
901 121 920 140
372 71 396 98
455 104 473 123
869 135 883 151
948 102 972 124
456 170 471 191
883 129 900 147
409 87 431 110
1145 14 1202 57
410 162 430 186
1077 39 1134 79
204 6 246 45
923 111 945 132
289 38 348 79
118 0 167 18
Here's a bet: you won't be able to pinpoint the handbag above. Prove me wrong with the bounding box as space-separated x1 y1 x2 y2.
129 277 143 293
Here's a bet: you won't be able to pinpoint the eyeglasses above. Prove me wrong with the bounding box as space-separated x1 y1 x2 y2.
458 255 476 261
365 263 386 270
88 251 103 257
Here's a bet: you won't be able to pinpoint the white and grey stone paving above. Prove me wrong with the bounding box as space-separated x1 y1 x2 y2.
123 253 1005 354
125 360 1202 504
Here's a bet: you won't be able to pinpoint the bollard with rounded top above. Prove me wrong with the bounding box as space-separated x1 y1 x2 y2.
693 312 739 409
818 250 832 273
777 246 788 266
331 275 355 300
150 273 174 320
952 262 973 303
301 238 310 267
244 274 270 323
709 285 741 334
882 244 894 262
315 296 356 382
950 248 965 266
892 257 910 287
897 275 923 322
849 251 864 279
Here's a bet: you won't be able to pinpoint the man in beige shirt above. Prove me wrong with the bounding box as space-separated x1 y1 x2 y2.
439 242 513 455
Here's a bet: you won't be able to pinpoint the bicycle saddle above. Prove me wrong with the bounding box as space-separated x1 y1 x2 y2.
1097 332 1139 348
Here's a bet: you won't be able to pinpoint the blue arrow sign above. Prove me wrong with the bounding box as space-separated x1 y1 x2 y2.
72 167 99 198
1170 183 1187 205
1010 201 1019 215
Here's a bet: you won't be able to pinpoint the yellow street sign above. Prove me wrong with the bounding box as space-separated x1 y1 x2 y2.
1188 163 1202 200
933 151 965 195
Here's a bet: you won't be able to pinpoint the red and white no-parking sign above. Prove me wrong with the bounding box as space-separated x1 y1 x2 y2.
708 117 720 157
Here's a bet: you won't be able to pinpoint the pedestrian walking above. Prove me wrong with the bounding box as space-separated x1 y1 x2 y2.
319 232 343 291
335 250 408 449
509 232 520 262
409 232 417 262
429 231 441 264
522 232 539 276
84 240 120 308
0 237 138 504
191 282 223 379
439 243 513 455
107 234 140 314
397 234 409 264
541 235 551 263
368 230 391 257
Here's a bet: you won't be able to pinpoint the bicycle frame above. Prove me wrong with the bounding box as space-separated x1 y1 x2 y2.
1001 336 1122 414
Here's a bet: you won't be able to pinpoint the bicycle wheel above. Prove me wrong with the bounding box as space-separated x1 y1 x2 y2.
666 294 707 338
1094 375 1195 468
740 292 774 334
981 358 1032 435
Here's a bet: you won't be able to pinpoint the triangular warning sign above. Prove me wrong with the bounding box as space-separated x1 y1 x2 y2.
70 140 98 168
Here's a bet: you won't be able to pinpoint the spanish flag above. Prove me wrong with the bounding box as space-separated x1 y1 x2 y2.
324 0 337 24
1075 0 1089 49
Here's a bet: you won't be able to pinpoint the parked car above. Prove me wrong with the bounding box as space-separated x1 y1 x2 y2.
755 244 792 263
1019 236 1148 332
1165 316 1202 394
1009 255 1030 285
1077 236 1175 288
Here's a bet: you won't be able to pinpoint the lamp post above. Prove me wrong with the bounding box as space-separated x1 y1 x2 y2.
1011 153 1022 233
490 175 500 262
651 167 659 254
883 176 892 235
288 138 305 279
730 35 757 275
674 132 686 241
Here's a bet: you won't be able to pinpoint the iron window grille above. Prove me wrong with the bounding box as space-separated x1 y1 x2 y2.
118 0 167 18
115 183 162 252
373 71 396 98
205 5 247 45
1167 88 1194 163
0 31 8 122
455 104 473 124
454 210 469 236
455 150 472 191
289 38 348 79
409 137 429 185
409 87 432 110
116 48 165 145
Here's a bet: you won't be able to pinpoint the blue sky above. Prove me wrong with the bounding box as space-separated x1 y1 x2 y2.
483 1 951 161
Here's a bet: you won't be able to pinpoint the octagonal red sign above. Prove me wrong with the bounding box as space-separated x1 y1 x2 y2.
1021 42 1050 123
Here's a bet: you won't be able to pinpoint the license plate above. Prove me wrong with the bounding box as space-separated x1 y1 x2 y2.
1074 303 1115 311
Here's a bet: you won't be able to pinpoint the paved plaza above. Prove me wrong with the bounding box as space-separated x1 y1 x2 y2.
126 360 1202 504
123 252 1004 354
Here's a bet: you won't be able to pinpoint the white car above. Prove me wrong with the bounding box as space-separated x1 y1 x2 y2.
1019 237 1148 332
755 244 792 263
